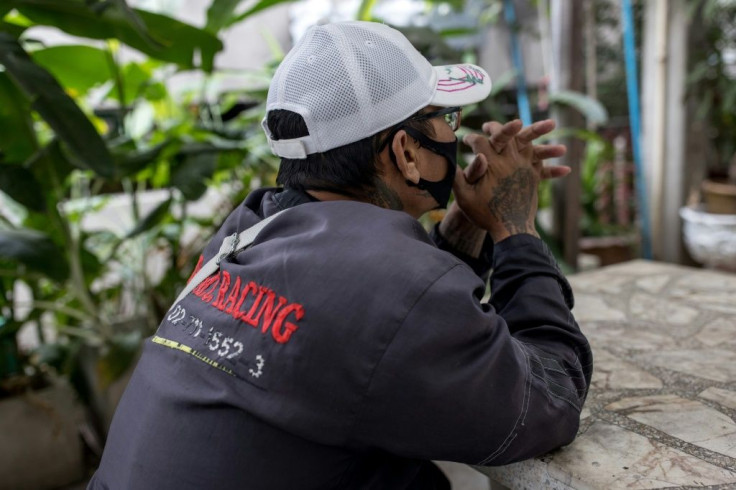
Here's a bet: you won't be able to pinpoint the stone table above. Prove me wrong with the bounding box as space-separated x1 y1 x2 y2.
477 260 736 489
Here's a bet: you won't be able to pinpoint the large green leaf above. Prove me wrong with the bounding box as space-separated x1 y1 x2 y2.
101 61 166 104
15 0 223 71
227 0 295 28
0 34 115 177
125 197 171 239
25 140 75 197
107 62 152 103
1 8 33 37
171 147 218 200
0 72 36 164
136 9 222 72
31 45 113 96
357 0 378 21
206 0 242 33
0 165 45 211
110 0 163 50
549 90 609 126
0 228 70 282
113 140 173 178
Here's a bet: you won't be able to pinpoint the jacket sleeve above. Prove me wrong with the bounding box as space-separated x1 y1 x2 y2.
348 234 593 466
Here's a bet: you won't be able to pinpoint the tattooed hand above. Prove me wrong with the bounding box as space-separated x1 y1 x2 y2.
438 154 491 258
453 119 568 243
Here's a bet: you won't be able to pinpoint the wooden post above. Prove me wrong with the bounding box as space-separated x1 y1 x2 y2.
641 0 689 262
584 0 597 131
550 0 585 269
662 1 689 263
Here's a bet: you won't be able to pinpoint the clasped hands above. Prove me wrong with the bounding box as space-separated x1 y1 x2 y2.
440 119 568 250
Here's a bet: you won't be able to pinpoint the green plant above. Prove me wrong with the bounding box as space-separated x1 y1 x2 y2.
0 0 289 407
537 128 634 238
687 0 736 183
578 133 626 237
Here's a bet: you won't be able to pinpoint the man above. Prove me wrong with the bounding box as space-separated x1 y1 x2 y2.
90 21 592 489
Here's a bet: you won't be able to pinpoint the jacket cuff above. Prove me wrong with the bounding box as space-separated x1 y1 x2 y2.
493 234 574 309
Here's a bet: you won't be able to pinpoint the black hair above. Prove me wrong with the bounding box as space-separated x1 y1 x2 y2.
267 109 435 201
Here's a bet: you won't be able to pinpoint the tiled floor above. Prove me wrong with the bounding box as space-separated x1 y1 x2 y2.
437 461 491 490
479 260 736 489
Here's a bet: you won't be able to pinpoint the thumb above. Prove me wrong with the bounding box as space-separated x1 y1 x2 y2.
462 132 492 157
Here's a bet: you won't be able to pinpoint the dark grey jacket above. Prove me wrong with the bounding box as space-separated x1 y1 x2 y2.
89 188 592 489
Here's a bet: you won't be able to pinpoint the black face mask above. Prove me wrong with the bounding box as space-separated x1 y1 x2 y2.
400 126 457 209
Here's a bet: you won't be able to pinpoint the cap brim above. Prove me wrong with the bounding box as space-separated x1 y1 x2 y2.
430 64 492 107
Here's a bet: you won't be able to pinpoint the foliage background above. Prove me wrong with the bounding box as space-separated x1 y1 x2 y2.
0 0 293 411
1 0 732 437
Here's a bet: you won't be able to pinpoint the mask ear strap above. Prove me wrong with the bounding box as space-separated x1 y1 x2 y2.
402 126 457 159
382 125 436 167
381 125 457 177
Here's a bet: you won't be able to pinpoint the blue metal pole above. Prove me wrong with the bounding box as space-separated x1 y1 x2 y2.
621 0 652 259
503 0 532 125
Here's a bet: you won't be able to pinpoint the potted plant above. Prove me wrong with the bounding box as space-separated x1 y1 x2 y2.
0 276 86 489
577 132 638 267
689 0 736 214
701 157 736 215
679 0 736 271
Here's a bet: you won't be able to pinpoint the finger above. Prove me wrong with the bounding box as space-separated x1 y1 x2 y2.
453 163 469 190
517 119 556 148
483 119 523 153
540 166 572 180
462 133 494 156
480 121 505 152
533 144 567 160
464 153 488 184
481 120 504 136
490 119 523 152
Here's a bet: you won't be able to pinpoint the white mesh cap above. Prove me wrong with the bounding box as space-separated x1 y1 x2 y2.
262 21 492 159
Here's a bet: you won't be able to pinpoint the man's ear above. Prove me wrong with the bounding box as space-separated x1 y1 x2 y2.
391 130 421 184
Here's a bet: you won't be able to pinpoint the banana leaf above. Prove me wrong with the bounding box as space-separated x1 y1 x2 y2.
0 72 36 164
0 165 44 212
14 0 223 72
31 45 113 96
0 34 115 177
0 228 70 282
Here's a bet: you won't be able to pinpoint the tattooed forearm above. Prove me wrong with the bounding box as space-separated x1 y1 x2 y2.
487 168 539 238
439 211 486 257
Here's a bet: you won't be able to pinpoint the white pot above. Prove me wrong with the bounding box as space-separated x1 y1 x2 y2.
680 204 736 272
